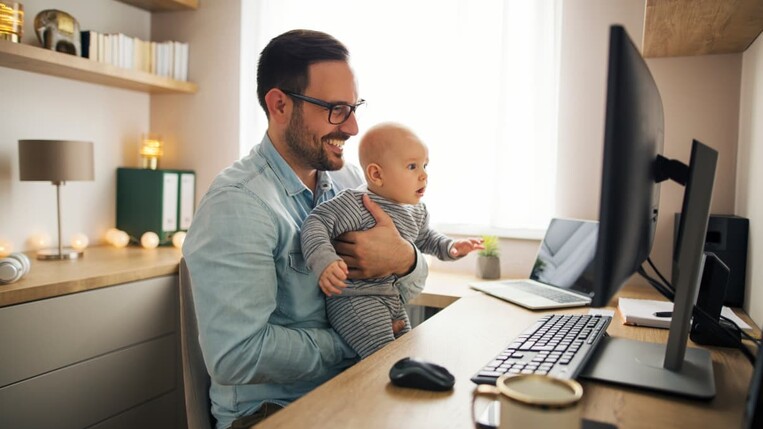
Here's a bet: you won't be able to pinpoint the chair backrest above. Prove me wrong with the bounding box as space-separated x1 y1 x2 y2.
179 258 214 429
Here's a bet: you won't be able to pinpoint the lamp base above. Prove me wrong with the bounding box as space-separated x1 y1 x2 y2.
37 247 84 260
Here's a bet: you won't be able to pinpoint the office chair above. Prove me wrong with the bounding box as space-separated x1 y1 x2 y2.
179 258 215 429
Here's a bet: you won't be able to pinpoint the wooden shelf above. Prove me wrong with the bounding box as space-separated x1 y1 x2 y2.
115 0 198 12
644 0 763 58
0 40 197 94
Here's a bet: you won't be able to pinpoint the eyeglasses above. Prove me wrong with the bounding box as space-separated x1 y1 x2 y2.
281 89 366 125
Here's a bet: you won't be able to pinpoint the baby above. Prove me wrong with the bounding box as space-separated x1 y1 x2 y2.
301 122 483 359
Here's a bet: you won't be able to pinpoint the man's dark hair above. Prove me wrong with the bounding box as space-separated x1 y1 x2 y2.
257 29 350 117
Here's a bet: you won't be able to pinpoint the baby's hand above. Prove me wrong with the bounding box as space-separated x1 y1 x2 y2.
449 238 485 258
319 259 349 296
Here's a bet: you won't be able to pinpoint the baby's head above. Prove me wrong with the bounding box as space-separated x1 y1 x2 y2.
359 122 429 205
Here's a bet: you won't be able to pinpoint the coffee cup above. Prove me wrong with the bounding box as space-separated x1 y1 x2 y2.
471 374 583 429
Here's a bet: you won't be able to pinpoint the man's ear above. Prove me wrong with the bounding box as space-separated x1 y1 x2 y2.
264 88 290 124
366 163 383 187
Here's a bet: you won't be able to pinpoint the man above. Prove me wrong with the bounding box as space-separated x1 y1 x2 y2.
182 29 428 429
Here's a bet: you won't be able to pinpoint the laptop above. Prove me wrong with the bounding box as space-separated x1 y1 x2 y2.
470 218 598 310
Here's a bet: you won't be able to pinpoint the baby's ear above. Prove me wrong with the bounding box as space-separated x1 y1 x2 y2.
366 163 383 186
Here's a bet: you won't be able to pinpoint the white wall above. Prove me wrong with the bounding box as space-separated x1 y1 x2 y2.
150 1 243 204
646 55 741 278
555 0 645 221
738 34 763 326
0 1 151 251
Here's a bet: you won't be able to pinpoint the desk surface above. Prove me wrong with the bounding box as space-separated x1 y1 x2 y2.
0 246 182 307
256 279 759 429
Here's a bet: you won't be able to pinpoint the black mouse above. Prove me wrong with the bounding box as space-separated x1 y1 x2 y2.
389 357 455 391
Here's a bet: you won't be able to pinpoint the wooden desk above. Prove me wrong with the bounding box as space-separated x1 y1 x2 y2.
409 270 481 308
255 279 759 429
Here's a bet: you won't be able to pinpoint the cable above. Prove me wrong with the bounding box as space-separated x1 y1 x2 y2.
720 314 761 345
647 257 674 293
637 260 759 365
693 304 757 364
643 260 759 345
636 266 674 300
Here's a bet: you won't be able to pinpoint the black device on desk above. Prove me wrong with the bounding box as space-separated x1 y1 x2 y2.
472 24 718 400
689 252 742 347
389 357 455 391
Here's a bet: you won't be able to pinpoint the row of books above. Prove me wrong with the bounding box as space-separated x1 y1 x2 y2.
80 31 189 82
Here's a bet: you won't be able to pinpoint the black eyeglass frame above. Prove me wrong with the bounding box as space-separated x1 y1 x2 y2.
281 89 366 125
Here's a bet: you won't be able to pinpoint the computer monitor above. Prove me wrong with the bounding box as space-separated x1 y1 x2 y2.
589 25 664 308
579 25 718 399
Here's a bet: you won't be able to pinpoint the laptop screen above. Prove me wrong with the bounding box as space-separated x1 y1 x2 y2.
529 218 598 296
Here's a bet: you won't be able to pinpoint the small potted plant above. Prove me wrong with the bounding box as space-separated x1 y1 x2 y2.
477 235 500 279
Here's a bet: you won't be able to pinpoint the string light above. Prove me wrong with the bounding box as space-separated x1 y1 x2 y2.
140 231 160 249
27 233 52 250
0 239 13 258
172 231 186 249
70 233 89 251
105 228 130 248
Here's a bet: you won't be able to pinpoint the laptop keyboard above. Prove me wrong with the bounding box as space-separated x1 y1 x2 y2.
511 281 586 303
471 313 611 384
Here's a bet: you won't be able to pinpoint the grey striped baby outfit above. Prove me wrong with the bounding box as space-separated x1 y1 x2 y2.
301 187 457 358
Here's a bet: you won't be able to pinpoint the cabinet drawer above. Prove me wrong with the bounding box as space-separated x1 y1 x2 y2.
89 390 179 429
0 275 177 388
0 334 177 429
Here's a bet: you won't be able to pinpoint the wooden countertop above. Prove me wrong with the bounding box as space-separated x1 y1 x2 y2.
0 246 182 308
256 289 760 429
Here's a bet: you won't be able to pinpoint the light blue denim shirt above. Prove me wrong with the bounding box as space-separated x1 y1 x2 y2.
183 134 428 429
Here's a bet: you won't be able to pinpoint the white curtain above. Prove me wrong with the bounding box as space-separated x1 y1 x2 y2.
244 0 561 234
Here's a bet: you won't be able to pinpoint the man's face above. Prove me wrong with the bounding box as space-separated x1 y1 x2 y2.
284 61 360 171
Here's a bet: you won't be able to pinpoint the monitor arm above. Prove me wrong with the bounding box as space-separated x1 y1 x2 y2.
654 154 688 185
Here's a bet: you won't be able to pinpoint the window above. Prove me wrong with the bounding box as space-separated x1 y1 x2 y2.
242 0 561 235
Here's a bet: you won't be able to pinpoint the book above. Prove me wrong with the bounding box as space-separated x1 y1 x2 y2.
80 30 92 59
618 297 752 330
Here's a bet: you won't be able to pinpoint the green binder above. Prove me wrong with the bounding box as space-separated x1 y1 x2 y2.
116 167 196 244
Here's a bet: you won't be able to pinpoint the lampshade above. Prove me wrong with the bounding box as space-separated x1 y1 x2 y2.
18 140 94 182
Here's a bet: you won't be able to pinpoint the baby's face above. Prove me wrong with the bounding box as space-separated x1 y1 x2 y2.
378 139 429 205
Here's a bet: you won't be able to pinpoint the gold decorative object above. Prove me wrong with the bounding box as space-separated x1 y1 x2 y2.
33 9 80 56
139 134 164 170
0 1 23 43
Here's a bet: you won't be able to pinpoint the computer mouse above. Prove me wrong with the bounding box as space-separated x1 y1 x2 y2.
389 357 455 391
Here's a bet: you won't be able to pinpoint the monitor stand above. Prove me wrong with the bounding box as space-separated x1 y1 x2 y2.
581 140 718 400
579 336 715 399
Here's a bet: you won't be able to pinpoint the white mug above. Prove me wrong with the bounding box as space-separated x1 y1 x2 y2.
471 374 583 429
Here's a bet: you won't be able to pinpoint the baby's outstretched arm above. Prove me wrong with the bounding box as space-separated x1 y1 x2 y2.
319 259 349 296
449 238 485 257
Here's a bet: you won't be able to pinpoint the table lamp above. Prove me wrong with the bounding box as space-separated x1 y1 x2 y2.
18 140 94 260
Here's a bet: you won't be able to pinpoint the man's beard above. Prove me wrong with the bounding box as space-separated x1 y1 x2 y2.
284 107 346 171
